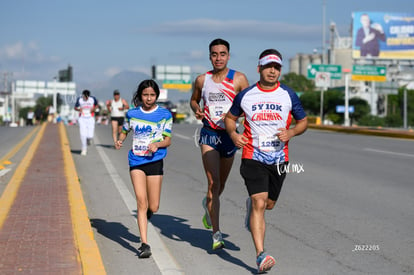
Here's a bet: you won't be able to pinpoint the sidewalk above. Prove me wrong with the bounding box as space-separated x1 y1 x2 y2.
0 123 105 274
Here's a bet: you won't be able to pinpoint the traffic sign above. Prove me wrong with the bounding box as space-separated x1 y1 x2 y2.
307 64 342 79
336 105 354 113
351 65 387 82
162 80 192 90
315 72 331 88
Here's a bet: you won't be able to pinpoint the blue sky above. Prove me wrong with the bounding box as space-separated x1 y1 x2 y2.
0 0 411 89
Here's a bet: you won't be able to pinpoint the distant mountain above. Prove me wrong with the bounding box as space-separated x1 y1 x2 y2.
81 71 150 103
77 70 192 105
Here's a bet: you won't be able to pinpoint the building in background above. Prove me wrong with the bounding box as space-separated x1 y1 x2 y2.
289 12 414 118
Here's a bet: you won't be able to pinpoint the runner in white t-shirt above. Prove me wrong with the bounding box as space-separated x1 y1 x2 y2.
74 90 98 155
225 49 308 273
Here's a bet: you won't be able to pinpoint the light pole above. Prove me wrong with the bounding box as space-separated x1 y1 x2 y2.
53 77 57 123
403 86 407 129
344 69 351 127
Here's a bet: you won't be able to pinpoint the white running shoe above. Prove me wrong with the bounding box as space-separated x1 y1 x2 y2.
81 149 87 156
202 197 212 229
212 231 225 250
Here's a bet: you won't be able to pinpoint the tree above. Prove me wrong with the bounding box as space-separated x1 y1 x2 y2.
280 72 315 92
349 97 370 123
35 96 53 121
386 87 414 127
299 89 370 125
300 91 320 115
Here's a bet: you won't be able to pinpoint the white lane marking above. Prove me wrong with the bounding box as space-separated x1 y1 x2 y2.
94 135 184 275
364 148 414 158
173 133 191 140
0 168 11 177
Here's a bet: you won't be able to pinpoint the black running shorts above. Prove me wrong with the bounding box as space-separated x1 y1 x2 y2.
130 159 164 176
240 159 288 201
111 116 125 125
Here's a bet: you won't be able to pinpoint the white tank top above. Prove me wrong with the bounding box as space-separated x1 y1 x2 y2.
110 98 125 117
201 69 237 130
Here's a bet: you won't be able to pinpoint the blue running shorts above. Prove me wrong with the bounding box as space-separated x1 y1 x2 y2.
198 126 238 158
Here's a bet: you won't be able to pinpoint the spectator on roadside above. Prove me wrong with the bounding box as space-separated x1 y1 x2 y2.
26 108 34 126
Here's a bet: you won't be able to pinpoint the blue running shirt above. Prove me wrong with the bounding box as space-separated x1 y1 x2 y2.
122 105 172 167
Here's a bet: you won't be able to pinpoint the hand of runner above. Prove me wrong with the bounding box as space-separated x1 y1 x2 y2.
230 132 248 148
148 143 159 153
115 140 123 150
276 128 292 143
195 108 204 120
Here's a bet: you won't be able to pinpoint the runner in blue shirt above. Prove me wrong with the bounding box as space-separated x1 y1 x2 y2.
115 79 172 258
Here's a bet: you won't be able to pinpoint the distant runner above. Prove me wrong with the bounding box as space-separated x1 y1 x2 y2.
106 89 129 144
74 90 98 156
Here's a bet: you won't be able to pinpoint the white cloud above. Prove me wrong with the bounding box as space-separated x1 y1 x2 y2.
0 42 25 59
0 41 60 64
138 18 321 41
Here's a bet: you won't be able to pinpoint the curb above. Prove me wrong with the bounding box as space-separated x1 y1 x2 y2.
308 124 414 140
59 123 107 275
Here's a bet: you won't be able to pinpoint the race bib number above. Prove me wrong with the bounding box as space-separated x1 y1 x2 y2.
258 135 283 152
210 104 231 122
132 138 152 156
81 107 92 117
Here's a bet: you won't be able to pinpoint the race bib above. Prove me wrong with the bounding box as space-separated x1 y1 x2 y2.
132 137 152 156
258 135 283 152
210 104 231 122
81 107 92 117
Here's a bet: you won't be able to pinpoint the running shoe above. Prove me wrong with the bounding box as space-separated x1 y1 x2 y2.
202 197 212 229
245 197 252 232
256 251 276 273
212 231 225 250
81 149 87 156
137 243 152 258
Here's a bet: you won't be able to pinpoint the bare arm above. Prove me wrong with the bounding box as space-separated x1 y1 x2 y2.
106 100 112 112
225 112 248 148
277 117 308 143
148 136 171 153
234 72 249 93
190 75 205 120
115 132 127 149
122 99 130 110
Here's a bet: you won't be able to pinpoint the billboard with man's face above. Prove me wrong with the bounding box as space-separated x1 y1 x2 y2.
352 12 414 60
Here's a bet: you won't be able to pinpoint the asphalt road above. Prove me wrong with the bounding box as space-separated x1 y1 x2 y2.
1 123 413 274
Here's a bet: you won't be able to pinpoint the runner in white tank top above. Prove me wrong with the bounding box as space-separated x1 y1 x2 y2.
106 90 129 144
190 38 249 250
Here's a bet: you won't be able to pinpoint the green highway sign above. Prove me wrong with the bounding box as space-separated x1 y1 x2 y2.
307 64 342 80
162 79 192 90
351 65 387 82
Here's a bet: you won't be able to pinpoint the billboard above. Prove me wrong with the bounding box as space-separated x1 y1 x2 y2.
352 12 414 60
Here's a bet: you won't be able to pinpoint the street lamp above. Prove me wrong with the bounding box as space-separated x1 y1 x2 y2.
53 77 57 123
343 68 352 127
